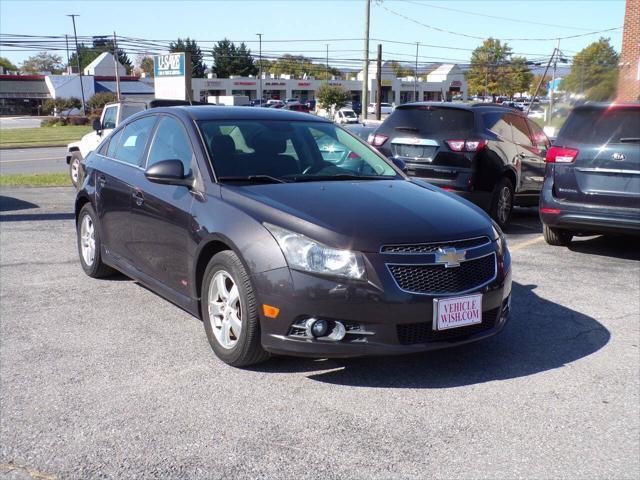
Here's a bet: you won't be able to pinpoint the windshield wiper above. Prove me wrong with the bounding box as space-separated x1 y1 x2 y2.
218 175 287 184
619 137 640 143
394 126 419 132
289 174 392 182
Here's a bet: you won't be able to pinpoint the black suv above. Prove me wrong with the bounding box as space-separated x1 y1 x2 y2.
540 103 640 245
369 103 550 228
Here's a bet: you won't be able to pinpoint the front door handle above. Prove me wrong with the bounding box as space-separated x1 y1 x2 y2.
132 188 144 207
98 175 106 187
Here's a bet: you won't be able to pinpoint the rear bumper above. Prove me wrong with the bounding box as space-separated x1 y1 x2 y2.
540 181 640 235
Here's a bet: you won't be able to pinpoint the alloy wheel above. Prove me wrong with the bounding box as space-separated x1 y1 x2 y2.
208 270 242 350
497 186 512 225
80 214 95 266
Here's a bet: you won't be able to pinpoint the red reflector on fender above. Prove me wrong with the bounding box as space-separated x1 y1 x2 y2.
541 208 561 214
262 304 280 318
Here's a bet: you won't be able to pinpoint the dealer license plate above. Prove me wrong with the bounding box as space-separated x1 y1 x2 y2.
433 293 482 331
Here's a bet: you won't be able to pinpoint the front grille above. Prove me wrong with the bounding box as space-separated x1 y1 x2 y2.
388 253 496 294
397 307 500 345
381 236 491 254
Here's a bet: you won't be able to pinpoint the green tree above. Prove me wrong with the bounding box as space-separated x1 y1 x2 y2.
135 55 154 77
212 39 257 77
316 84 350 112
388 60 413 78
21 52 64 74
270 54 340 80
86 92 118 111
68 44 98 72
465 38 513 97
504 56 533 98
0 56 18 72
91 36 133 74
170 37 206 78
529 74 551 97
561 37 618 100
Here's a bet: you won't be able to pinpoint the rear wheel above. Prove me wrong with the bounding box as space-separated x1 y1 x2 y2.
202 251 269 367
543 224 573 246
490 177 514 229
69 152 83 189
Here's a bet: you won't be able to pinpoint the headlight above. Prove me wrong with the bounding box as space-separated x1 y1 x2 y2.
264 223 366 280
491 220 508 255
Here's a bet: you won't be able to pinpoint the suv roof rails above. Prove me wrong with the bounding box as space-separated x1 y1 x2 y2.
147 99 208 108
471 102 522 111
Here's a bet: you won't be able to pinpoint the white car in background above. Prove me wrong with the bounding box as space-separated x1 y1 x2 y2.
527 105 546 120
367 102 393 115
334 108 359 124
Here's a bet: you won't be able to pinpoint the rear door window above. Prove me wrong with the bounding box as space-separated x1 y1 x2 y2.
559 107 640 144
384 107 474 137
113 116 156 166
507 113 533 147
106 129 123 158
102 106 118 130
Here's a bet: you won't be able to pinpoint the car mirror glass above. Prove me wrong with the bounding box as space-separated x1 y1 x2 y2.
92 119 102 133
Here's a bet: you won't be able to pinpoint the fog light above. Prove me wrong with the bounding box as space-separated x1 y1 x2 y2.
306 318 329 338
327 321 346 341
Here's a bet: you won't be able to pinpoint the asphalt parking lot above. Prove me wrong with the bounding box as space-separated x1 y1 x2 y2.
1 186 638 480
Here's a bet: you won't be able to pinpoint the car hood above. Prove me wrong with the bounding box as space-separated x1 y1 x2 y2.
221 179 494 252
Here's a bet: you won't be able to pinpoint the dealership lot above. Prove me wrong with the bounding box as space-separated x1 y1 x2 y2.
0 187 638 479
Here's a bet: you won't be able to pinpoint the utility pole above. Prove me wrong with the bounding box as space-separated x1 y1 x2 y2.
548 38 561 124
67 14 85 114
257 33 263 103
361 0 370 119
112 31 121 101
64 35 70 73
375 44 382 120
414 42 419 102
326 44 329 83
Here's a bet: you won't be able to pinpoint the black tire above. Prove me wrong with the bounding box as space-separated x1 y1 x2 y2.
77 203 114 278
69 152 84 189
543 224 573 246
201 250 269 367
490 177 515 229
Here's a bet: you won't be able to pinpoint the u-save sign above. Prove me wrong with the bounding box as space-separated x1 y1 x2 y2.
154 53 185 77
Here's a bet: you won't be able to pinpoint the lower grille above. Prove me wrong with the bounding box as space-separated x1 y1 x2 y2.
397 307 500 345
388 253 496 294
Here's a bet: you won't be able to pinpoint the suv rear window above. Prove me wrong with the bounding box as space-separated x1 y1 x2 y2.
384 107 474 137
558 107 640 144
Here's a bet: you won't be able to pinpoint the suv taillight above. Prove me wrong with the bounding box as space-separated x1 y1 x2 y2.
545 146 579 163
445 139 487 152
367 133 388 147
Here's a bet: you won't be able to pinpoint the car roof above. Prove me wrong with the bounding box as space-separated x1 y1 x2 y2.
395 101 523 114
140 105 331 123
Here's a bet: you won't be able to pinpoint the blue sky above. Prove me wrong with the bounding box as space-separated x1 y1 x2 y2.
0 0 626 69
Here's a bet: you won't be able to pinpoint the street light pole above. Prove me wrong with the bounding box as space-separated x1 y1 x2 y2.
257 33 263 103
361 0 370 120
414 42 419 102
67 14 86 115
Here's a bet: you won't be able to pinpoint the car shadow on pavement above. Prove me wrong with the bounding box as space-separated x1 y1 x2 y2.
505 207 542 235
569 235 640 261
0 212 75 222
0 195 38 212
253 282 610 389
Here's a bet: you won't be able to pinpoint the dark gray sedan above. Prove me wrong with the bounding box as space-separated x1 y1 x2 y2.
75 106 512 366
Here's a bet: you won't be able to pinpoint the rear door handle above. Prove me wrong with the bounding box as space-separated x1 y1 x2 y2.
98 175 106 187
132 188 144 206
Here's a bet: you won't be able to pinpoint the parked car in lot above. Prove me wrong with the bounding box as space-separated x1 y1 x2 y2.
334 107 359 124
282 102 310 113
75 106 512 367
540 103 640 245
66 100 146 188
368 102 550 228
367 102 393 115
266 99 285 108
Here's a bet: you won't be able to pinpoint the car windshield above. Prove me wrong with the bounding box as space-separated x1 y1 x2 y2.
198 120 399 182
343 110 357 118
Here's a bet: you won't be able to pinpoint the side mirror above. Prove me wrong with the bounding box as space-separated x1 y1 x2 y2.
144 160 193 187
92 118 102 133
391 157 408 173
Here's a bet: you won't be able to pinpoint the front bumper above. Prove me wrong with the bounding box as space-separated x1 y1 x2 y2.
252 257 512 358
540 181 640 235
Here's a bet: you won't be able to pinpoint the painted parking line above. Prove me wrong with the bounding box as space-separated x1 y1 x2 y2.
509 235 545 252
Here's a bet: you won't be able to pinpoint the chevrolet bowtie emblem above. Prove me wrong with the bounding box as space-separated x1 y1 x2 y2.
435 247 466 268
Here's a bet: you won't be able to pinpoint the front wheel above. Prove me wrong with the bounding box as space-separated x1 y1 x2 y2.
490 177 514 229
543 224 573 246
201 251 269 367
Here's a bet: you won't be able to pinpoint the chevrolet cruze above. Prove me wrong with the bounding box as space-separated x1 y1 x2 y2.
75 106 512 367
